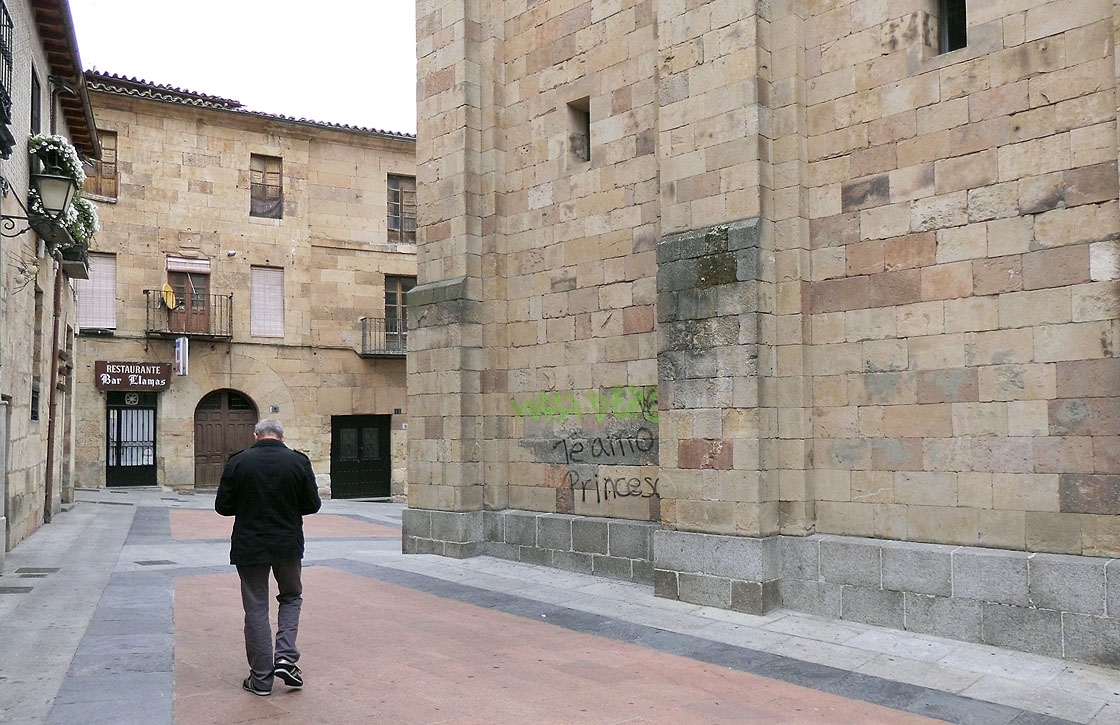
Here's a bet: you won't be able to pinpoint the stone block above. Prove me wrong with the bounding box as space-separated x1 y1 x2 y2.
572 517 608 555
981 603 1062 656
1022 245 1090 290
1059 474 1120 514
442 541 483 559
819 536 881 588
480 541 519 561
780 579 843 618
953 548 1029 605
677 572 731 608
505 511 539 546
653 568 679 600
431 510 483 544
608 520 654 560
553 550 594 575
904 593 983 642
1062 613 1120 668
731 579 782 614
1055 359 1120 398
780 535 821 580
537 513 574 551
592 555 634 582
401 508 432 539
842 586 905 629
403 536 443 555
520 545 554 567
483 510 505 544
632 559 654 585
1029 553 1107 615
653 530 781 582
882 541 954 597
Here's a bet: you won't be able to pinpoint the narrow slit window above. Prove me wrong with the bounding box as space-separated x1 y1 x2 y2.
568 97 590 163
939 0 967 53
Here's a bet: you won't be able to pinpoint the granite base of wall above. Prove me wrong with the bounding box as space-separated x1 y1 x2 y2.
402 508 656 584
401 508 485 559
654 530 1120 668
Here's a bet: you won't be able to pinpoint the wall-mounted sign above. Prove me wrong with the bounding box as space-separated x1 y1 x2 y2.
174 337 189 376
95 361 171 391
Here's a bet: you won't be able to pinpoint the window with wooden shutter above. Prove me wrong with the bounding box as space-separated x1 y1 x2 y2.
88 130 118 199
250 266 284 337
250 154 282 218
76 253 117 330
387 174 416 243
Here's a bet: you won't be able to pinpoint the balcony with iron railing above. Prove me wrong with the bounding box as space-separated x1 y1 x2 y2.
144 289 233 339
361 317 407 358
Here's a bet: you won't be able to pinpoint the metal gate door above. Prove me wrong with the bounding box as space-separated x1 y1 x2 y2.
106 391 157 487
330 415 391 498
194 389 257 488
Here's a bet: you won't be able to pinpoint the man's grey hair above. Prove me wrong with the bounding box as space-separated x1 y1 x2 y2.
254 419 284 439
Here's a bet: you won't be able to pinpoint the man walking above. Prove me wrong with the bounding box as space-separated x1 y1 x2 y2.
215 419 321 696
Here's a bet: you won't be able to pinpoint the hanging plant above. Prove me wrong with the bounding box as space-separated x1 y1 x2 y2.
27 133 86 186
64 195 99 245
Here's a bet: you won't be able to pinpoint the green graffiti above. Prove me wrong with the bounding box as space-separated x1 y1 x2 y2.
510 386 658 423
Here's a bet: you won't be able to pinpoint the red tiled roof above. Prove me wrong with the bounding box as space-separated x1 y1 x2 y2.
85 71 415 141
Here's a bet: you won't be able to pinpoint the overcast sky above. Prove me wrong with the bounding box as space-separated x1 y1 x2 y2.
68 0 417 134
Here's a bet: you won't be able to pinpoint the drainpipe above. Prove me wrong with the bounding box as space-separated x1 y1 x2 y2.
43 252 62 523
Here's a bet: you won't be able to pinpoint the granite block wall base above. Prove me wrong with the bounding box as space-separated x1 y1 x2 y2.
406 511 1120 666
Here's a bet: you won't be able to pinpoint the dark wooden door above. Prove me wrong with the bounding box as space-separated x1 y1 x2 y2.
106 391 157 487
331 415 391 498
168 272 210 334
194 389 257 488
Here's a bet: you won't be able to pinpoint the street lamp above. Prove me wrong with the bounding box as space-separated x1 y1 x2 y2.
0 166 78 238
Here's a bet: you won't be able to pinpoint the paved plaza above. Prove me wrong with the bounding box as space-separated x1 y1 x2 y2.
0 488 1118 723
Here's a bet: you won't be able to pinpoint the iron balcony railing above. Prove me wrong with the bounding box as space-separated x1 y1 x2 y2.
144 289 233 339
361 316 407 357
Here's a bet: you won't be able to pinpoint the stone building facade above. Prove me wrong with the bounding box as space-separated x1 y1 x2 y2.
1 0 100 562
73 73 416 498
403 0 1120 666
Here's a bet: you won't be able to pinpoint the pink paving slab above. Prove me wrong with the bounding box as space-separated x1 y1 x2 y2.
169 508 400 540
174 568 941 724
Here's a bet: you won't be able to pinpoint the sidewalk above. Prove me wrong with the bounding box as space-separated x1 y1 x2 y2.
0 488 1116 724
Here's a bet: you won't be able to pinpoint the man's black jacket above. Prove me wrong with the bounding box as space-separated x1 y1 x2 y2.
215 438 322 565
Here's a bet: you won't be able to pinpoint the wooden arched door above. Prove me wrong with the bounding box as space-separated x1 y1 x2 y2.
194 389 258 488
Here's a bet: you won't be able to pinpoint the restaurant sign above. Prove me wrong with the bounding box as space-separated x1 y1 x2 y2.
95 361 171 391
